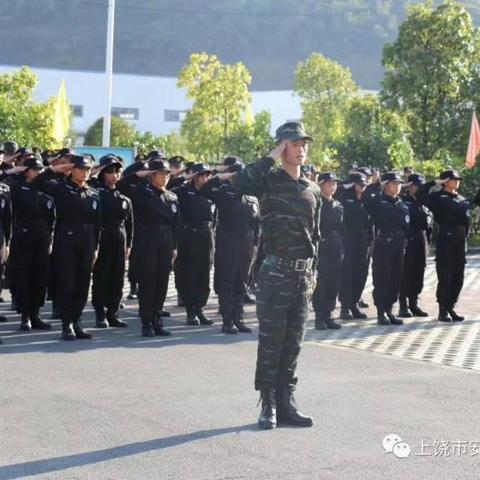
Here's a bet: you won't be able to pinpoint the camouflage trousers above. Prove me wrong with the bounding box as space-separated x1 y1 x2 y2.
254 256 315 391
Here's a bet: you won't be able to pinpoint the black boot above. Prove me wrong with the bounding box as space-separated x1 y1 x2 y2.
398 298 412 318
152 314 171 336
325 313 341 330
19 313 32 331
186 307 200 326
95 307 109 328
106 310 128 328
221 316 238 334
275 385 313 427
386 308 403 325
159 310 171 318
358 299 369 308
409 298 428 317
350 305 367 319
233 312 252 333
127 283 138 300
438 306 451 322
141 317 155 337
73 318 92 339
30 311 52 330
244 292 256 304
340 306 353 320
62 320 76 341
196 308 214 325
377 308 390 326
314 313 327 331
258 389 277 430
448 309 464 322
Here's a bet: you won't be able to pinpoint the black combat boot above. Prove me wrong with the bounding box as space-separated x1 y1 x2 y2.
95 306 109 328
448 309 465 322
141 317 155 337
73 318 92 339
152 314 171 336
340 306 353 320
106 310 128 328
221 316 238 334
127 283 138 300
409 298 428 317
350 305 367 319
398 298 412 318
196 308 214 325
186 307 200 326
325 313 341 330
438 306 451 322
258 389 277 430
159 310 171 318
62 320 76 341
377 308 390 326
275 385 313 427
244 292 256 304
314 313 327 330
19 313 32 331
233 312 252 333
386 308 403 325
358 299 369 308
30 311 52 330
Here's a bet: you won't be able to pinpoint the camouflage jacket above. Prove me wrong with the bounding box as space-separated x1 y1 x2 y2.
232 156 321 261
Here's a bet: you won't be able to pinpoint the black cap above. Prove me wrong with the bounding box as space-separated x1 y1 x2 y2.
381 171 403 183
168 155 186 167
275 122 313 143
98 154 123 173
223 156 242 167
56 147 75 158
345 172 368 187
147 150 167 161
317 172 339 184
148 159 171 172
16 147 34 157
71 155 93 169
123 161 148 177
357 167 373 177
439 169 462 181
190 163 212 176
24 156 44 170
406 173 425 186
3 141 18 155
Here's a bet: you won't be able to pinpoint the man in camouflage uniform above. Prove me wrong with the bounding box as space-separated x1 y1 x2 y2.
225 122 320 430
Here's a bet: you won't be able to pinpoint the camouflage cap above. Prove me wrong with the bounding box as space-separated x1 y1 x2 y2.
275 122 313 143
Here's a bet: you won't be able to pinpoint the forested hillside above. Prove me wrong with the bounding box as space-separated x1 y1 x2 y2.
0 0 479 89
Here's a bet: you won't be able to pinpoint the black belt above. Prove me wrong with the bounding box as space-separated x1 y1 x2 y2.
265 254 314 273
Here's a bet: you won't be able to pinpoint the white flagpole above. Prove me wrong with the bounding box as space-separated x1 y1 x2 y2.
102 0 116 147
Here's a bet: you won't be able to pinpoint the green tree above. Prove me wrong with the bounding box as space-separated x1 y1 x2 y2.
381 0 480 160
0 67 56 147
223 111 275 163
83 116 138 147
177 52 252 161
294 52 359 166
335 95 414 173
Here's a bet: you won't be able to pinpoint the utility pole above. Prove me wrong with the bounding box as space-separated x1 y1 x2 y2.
102 0 116 147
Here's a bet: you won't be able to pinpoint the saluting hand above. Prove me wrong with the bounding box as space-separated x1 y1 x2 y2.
268 141 287 161
5 166 27 175
216 172 236 182
135 170 153 178
51 163 74 174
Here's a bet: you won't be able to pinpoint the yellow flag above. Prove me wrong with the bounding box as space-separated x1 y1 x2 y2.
52 79 70 146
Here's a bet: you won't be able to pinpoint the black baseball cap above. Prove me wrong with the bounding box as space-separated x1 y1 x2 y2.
190 163 213 176
147 150 167 161
345 172 368 187
317 172 339 184
439 169 462 181
406 173 425 186
24 156 44 170
71 155 93 169
381 172 403 183
169 156 186 167
148 159 171 172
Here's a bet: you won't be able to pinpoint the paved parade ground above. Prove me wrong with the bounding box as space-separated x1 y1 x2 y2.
2 256 480 479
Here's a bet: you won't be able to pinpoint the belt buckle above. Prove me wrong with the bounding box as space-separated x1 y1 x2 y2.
295 259 307 272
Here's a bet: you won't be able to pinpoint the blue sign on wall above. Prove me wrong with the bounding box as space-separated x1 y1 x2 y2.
75 146 135 166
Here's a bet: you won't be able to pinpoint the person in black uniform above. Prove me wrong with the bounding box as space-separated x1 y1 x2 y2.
398 173 432 318
166 156 187 190
0 164 12 334
312 172 343 330
31 155 100 340
91 155 133 329
118 157 178 337
8 156 55 331
364 172 409 326
417 169 477 322
338 172 370 320
200 157 259 334
173 163 215 326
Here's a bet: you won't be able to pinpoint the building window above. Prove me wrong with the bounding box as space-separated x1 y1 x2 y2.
164 109 188 122
111 107 139 121
71 105 83 117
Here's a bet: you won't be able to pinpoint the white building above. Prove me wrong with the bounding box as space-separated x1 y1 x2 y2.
0 65 304 140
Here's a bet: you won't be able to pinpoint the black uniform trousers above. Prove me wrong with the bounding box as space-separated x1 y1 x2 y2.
175 225 213 312
435 226 466 309
312 233 343 315
339 230 370 309
400 232 427 303
128 229 140 287
9 223 50 315
92 227 127 315
215 229 255 319
255 257 313 391
54 224 96 322
372 232 406 310
135 225 174 319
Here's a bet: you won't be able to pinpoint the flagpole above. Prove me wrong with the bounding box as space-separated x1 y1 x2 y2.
102 0 115 147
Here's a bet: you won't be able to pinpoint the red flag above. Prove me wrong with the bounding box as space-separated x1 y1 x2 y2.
466 111 480 168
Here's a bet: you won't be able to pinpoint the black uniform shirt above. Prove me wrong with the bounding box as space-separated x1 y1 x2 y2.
402 192 432 234
364 192 410 234
320 196 343 239
173 182 215 227
340 189 370 233
0 182 12 245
